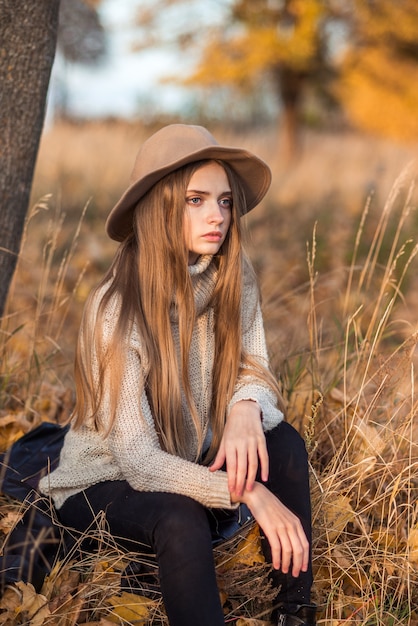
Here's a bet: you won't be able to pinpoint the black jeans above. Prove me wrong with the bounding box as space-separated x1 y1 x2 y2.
59 422 312 626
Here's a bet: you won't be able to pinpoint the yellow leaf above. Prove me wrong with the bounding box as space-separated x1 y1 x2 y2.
93 558 121 588
29 604 51 626
14 581 50 625
370 528 397 551
0 583 22 612
15 581 41 611
41 560 75 598
105 591 155 624
323 495 355 542
0 510 23 534
0 414 26 452
223 524 265 571
219 589 228 607
351 421 385 464
407 527 418 564
332 547 351 570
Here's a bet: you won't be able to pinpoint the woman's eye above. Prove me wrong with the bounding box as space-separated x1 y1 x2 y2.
220 197 232 208
187 196 201 205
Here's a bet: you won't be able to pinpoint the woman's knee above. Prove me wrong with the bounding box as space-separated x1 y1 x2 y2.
153 494 209 538
151 495 212 558
266 422 308 469
265 421 310 494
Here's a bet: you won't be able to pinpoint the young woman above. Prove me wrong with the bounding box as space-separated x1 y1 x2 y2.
39 124 316 626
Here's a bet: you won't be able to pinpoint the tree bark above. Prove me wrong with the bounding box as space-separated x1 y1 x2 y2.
0 0 60 319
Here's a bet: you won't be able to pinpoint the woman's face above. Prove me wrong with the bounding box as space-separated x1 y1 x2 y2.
183 162 232 265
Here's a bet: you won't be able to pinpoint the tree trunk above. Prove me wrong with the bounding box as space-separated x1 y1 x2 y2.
0 0 60 319
274 66 304 163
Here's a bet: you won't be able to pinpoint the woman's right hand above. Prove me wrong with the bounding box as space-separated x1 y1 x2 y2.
233 482 310 578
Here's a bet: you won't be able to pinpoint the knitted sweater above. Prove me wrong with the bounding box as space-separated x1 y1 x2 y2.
39 255 283 510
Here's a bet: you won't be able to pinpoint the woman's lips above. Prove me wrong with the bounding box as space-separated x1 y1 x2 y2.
202 232 222 241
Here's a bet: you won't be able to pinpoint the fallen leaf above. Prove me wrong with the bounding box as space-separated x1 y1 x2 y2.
0 510 23 534
351 421 385 464
14 581 50 625
0 583 22 612
42 562 80 600
407 527 418 564
46 592 84 625
29 605 52 626
222 525 265 571
370 528 397 551
323 495 355 542
93 558 121 590
0 414 26 452
104 591 155 624
332 547 352 570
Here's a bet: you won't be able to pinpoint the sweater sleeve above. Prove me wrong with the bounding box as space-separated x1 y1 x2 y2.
228 292 284 432
103 328 236 510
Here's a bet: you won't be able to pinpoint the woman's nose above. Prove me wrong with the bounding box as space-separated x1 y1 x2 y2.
207 200 224 223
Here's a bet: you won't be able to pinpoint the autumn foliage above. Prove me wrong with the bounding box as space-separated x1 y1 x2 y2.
338 0 418 141
136 0 418 145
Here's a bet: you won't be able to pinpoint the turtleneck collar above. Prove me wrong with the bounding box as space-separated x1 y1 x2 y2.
170 255 218 322
188 254 213 276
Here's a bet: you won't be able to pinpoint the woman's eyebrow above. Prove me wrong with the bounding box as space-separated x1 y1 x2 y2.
186 188 232 195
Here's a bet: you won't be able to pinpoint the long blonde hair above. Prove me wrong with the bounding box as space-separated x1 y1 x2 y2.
73 159 284 462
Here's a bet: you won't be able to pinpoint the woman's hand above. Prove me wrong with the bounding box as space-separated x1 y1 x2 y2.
209 400 268 498
235 482 310 577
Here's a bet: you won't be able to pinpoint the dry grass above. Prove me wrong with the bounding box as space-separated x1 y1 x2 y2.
1 120 418 625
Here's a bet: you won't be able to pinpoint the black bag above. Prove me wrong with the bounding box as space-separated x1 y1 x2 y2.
0 422 69 593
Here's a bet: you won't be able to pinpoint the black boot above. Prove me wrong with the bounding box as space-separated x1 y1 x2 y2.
276 603 317 626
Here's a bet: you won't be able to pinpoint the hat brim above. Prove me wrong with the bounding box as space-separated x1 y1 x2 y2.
106 145 271 242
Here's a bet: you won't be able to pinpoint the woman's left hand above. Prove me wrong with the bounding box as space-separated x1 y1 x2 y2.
209 400 269 498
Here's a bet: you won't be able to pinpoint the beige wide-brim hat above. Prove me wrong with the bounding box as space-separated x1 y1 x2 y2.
106 123 272 242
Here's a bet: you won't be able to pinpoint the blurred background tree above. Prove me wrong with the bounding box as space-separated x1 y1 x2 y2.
136 0 339 159
135 0 418 153
55 0 106 117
